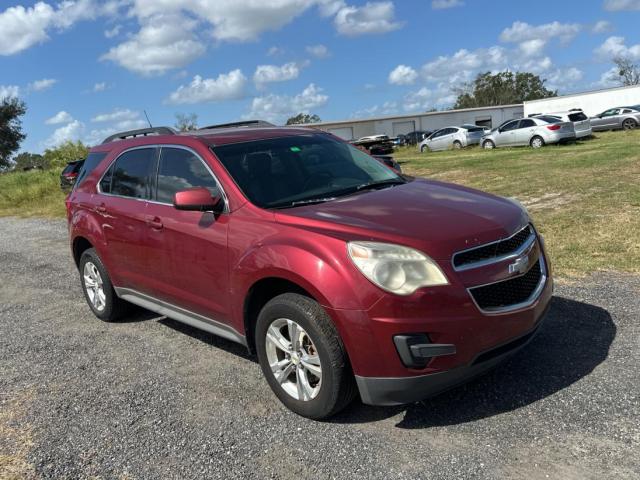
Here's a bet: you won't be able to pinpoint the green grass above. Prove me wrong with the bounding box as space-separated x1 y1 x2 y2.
395 130 640 277
0 130 638 277
0 169 66 218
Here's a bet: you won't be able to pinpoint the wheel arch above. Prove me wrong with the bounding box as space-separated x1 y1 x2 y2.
72 236 94 267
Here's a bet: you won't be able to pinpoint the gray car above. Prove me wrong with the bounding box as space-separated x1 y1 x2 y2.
590 106 640 131
419 125 486 152
481 116 576 149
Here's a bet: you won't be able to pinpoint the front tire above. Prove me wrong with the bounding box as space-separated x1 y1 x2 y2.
256 293 356 419
79 248 129 322
483 140 495 149
622 118 637 130
420 144 429 153
530 136 545 148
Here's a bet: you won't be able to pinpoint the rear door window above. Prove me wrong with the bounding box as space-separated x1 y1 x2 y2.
519 119 536 128
110 148 157 199
156 147 221 204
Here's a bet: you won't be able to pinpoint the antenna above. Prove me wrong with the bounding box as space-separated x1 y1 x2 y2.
144 110 153 128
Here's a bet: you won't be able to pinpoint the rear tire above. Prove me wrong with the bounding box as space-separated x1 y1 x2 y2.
530 136 545 149
255 293 356 420
420 145 429 153
452 140 462 149
483 140 495 149
622 118 637 130
79 248 130 322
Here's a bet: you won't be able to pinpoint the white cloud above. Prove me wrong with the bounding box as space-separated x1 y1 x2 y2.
352 101 398 118
93 82 108 92
388 65 418 85
500 21 581 47
431 0 464 9
594 36 640 60
104 24 121 38
0 85 20 99
45 111 73 125
253 62 300 86
306 44 330 58
167 70 248 105
0 0 122 56
545 67 584 92
28 78 57 92
45 120 84 148
101 14 206 75
603 0 640 11
421 46 508 84
246 83 328 123
334 1 403 36
592 20 613 34
519 39 547 57
595 66 622 88
92 109 141 123
267 46 285 56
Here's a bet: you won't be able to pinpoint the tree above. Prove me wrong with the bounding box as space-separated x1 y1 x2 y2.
613 56 640 86
42 141 89 170
13 152 45 171
175 113 198 131
285 113 321 125
454 71 557 110
0 97 27 170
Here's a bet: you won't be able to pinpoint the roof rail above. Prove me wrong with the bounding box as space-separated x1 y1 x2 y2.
198 120 275 131
101 127 176 144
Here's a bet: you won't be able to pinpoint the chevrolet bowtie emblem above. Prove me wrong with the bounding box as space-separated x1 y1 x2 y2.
508 255 530 275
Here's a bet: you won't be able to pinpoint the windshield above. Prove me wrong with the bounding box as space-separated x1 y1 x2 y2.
212 134 404 209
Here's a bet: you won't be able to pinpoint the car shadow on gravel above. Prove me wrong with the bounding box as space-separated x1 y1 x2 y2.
331 296 616 428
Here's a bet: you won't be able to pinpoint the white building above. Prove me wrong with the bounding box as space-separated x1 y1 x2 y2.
523 84 640 117
310 105 524 140
308 85 640 140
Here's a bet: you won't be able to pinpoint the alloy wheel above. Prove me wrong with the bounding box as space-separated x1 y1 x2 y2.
623 119 636 130
531 137 544 148
265 318 322 401
83 261 106 312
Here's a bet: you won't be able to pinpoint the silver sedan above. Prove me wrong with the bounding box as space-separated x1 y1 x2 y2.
590 106 640 131
419 125 486 152
481 116 576 149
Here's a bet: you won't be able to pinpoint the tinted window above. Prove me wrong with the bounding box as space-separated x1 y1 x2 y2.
501 121 519 132
536 116 562 124
568 112 587 122
111 148 156 199
430 129 446 139
156 148 220 204
100 163 114 193
602 109 619 117
622 109 633 114
212 134 402 209
519 119 536 128
74 152 107 189
446 128 458 135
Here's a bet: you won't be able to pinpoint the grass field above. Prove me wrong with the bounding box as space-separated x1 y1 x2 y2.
395 129 640 277
0 130 638 277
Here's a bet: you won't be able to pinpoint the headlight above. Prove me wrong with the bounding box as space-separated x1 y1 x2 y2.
347 241 448 295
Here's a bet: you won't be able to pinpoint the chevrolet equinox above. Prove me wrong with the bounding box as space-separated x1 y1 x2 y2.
67 123 552 419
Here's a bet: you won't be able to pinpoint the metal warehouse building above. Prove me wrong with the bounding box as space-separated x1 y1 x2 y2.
309 104 523 140
309 84 640 140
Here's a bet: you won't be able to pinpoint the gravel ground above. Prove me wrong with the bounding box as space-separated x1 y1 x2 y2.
1 217 639 480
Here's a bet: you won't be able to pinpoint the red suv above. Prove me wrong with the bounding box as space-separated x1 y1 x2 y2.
67 123 552 419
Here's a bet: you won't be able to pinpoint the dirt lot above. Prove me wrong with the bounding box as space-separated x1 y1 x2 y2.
1 217 639 479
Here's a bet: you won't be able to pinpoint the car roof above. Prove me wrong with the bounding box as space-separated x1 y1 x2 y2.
89 125 324 153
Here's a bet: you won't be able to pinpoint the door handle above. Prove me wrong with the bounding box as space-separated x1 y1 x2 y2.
145 216 163 230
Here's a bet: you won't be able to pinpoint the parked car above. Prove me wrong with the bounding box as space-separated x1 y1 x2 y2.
481 116 576 149
372 154 402 173
394 134 406 146
67 124 552 419
419 125 485 152
590 106 640 131
351 136 395 155
60 159 85 191
533 110 592 139
403 130 432 146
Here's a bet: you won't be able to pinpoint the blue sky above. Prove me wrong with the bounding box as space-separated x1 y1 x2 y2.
1 0 639 153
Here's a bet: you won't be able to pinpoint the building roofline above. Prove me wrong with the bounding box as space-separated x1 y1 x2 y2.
524 84 640 105
309 104 524 127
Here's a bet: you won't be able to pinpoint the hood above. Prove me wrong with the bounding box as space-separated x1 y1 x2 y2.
275 178 528 261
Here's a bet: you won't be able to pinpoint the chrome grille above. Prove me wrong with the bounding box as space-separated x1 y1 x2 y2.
453 225 534 270
469 259 543 312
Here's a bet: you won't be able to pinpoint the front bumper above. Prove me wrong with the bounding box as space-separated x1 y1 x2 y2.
356 306 548 405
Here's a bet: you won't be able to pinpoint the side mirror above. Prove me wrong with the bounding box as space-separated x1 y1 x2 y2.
174 187 222 212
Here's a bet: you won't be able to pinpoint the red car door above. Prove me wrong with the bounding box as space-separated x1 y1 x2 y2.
143 146 231 323
98 147 159 293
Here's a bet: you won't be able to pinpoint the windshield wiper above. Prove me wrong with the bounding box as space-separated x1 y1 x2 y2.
271 197 338 209
355 179 406 192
